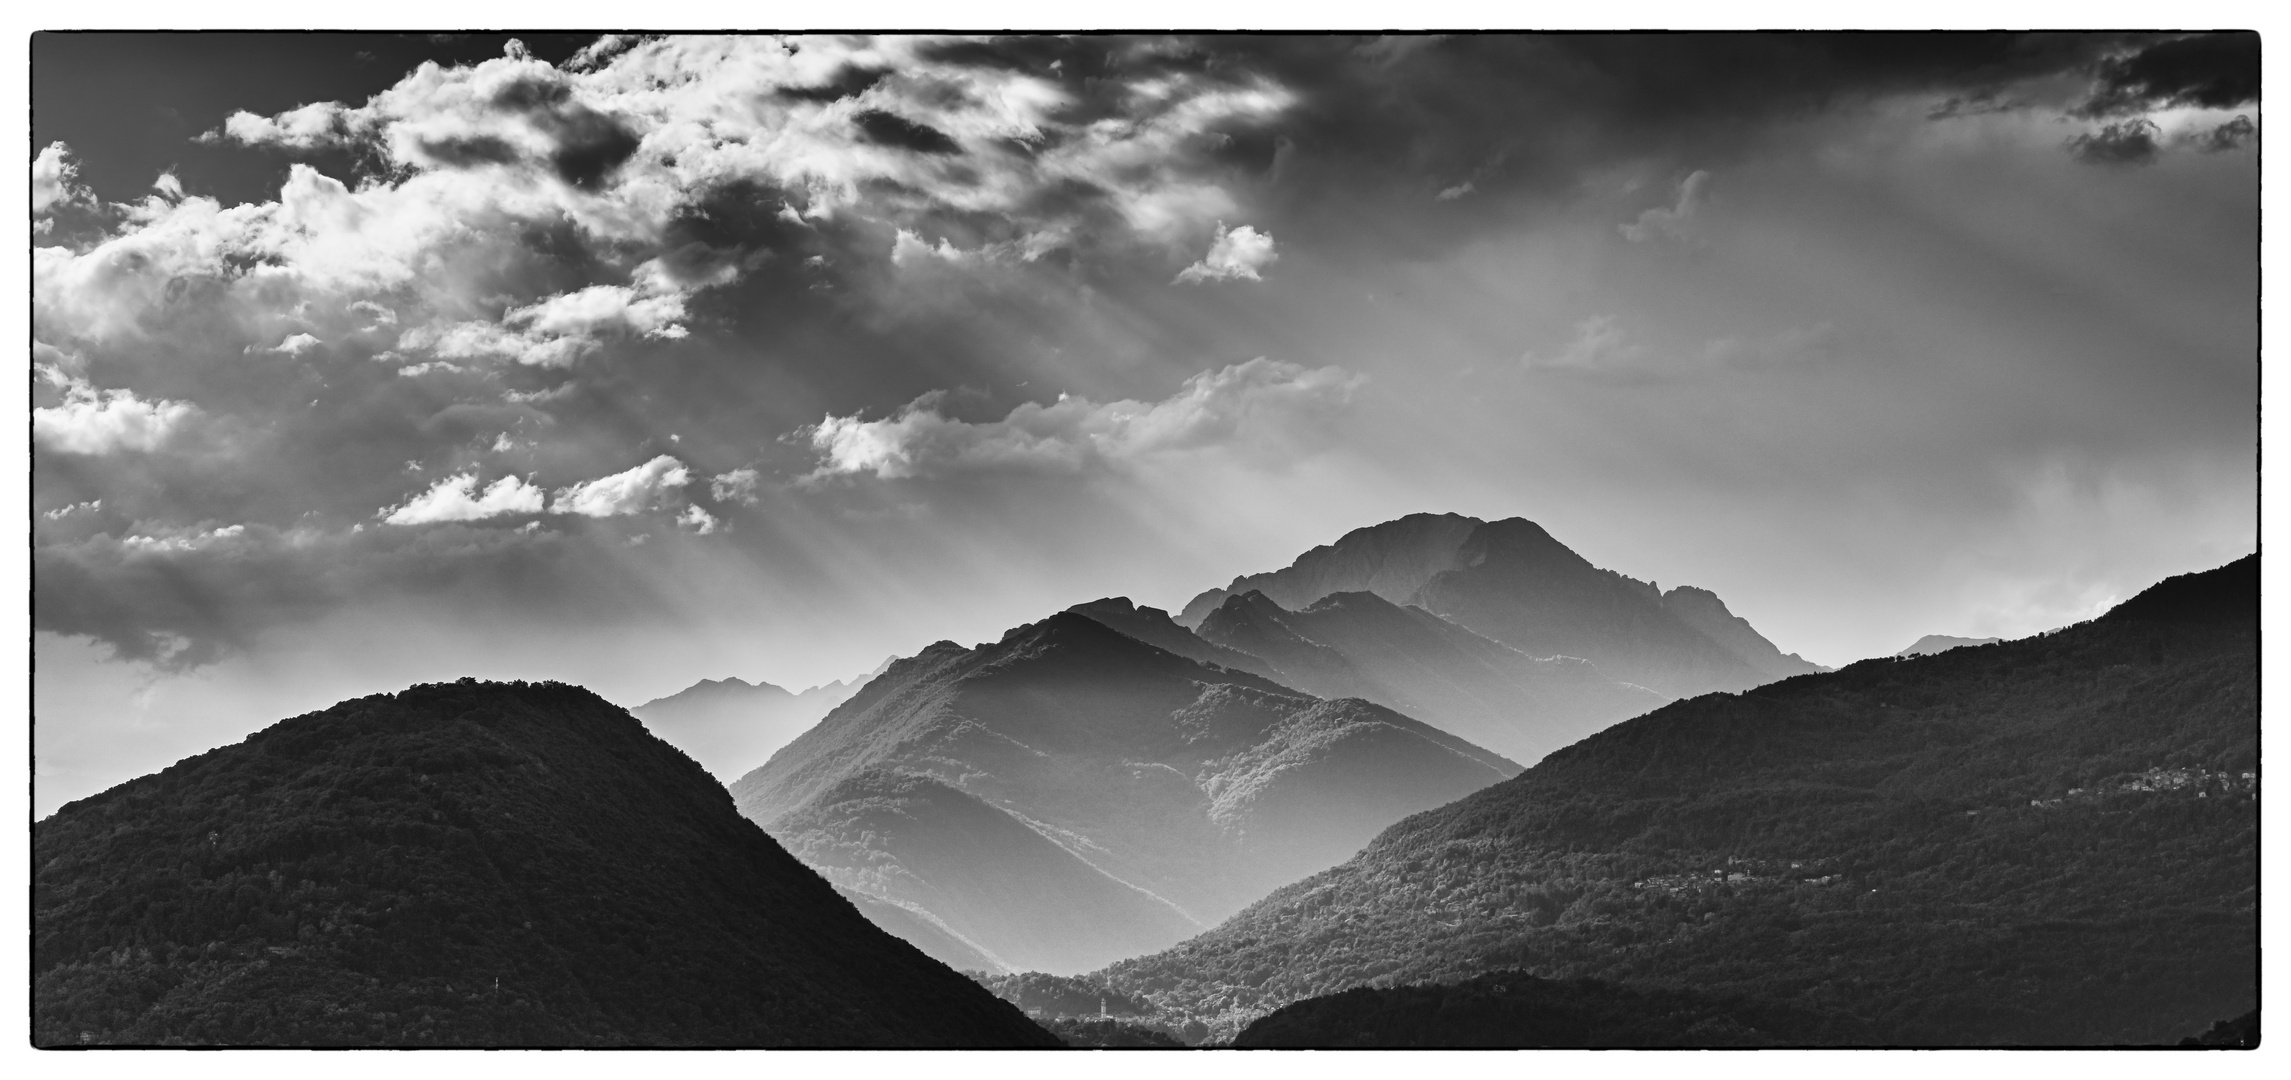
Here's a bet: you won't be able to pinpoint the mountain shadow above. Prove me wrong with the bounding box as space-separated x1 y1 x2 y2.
1103 556 2257 1046
33 680 1057 1047
730 611 1520 974
1178 512 1824 698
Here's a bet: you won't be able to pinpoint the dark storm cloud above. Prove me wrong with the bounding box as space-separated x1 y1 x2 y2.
2070 119 2165 166
2077 32 2261 117
778 64 891 103
851 109 964 155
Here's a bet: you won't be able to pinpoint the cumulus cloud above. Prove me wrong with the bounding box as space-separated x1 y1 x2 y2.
33 142 95 215
676 504 721 534
800 357 1363 481
1435 181 1476 201
710 467 761 505
268 332 322 356
552 455 692 516
1174 223 1279 284
381 473 547 525
404 280 691 368
1620 170 1710 243
34 369 195 455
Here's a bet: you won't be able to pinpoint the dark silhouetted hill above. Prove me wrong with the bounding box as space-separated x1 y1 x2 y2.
1178 513 1821 697
1104 556 2256 1045
1196 588 1666 765
33 680 1057 1047
731 612 1519 974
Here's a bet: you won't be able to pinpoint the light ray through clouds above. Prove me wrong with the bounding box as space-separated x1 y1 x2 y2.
31 32 2256 816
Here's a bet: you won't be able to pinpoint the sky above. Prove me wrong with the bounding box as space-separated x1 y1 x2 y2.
28 31 2259 817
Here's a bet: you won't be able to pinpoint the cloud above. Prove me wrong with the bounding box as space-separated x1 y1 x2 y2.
2077 33 2259 117
709 467 761 505
2197 115 2256 154
33 369 195 455
800 357 1363 481
552 455 692 516
1620 170 1710 243
404 279 692 368
33 142 95 215
676 505 721 534
1174 223 1279 284
1522 315 1646 374
1435 181 1476 201
45 500 102 521
267 332 323 356
2069 119 2163 166
381 473 547 525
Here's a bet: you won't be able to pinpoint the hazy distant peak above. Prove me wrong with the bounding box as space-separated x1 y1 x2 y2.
1896 634 2004 657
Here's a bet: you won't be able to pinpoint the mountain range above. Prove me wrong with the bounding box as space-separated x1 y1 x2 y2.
1179 513 1826 698
730 611 1520 975
32 680 1056 1046
726 513 1832 977
1092 556 2257 1045
628 662 886 780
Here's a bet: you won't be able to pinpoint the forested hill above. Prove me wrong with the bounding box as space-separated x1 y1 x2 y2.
1100 555 2257 1045
32 680 1058 1047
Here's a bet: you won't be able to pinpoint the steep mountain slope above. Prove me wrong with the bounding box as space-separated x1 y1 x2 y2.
629 667 876 781
730 612 1521 973
1178 513 1820 697
1196 589 1667 765
775 770 1201 974
1898 634 2004 657
32 680 1057 1047
1066 596 1284 683
1104 556 2257 1046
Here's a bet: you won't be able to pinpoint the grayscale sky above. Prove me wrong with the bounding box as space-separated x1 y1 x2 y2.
31 32 2258 816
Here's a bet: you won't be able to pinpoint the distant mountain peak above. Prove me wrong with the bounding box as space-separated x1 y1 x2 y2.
1180 512 1816 697
1896 634 2003 657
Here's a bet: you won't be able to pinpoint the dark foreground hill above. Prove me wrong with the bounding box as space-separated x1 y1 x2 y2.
1102 556 2257 1045
1231 970 1869 1047
32 680 1058 1047
732 612 1519 974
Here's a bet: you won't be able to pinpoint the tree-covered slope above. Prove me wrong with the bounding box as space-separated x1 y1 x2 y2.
731 612 1520 970
33 680 1058 1047
1231 970 1868 1047
1103 556 2257 1046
